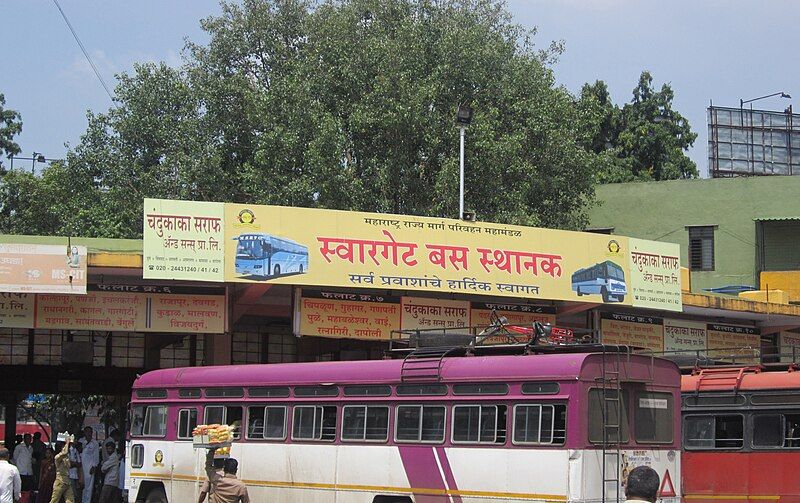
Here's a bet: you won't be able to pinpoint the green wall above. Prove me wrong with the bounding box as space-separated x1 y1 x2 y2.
590 176 800 292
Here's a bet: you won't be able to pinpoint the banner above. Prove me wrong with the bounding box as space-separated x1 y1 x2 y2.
601 312 664 353
168 202 688 311
663 319 707 353
143 199 225 282
297 290 400 340
0 244 87 294
628 238 682 310
707 323 760 363
0 293 35 328
779 331 800 363
401 297 470 331
8 290 225 333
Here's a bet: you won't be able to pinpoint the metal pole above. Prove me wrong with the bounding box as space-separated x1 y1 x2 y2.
459 126 465 220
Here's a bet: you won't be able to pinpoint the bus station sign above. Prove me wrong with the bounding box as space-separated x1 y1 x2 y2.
143 199 683 311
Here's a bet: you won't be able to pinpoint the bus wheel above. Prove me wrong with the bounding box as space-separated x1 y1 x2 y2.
273 264 281 276
576 287 582 296
601 286 610 302
145 487 167 503
299 264 304 273
615 295 625 303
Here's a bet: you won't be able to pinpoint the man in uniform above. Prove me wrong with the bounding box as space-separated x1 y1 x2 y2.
198 449 249 503
50 435 75 503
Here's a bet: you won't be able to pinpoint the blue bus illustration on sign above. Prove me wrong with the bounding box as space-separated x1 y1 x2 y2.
234 233 309 279
571 260 627 303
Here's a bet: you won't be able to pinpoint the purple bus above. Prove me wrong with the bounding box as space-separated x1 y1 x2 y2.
126 352 680 502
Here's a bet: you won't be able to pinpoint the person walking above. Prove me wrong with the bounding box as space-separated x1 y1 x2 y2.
78 428 98 503
624 465 661 503
49 437 75 503
67 441 82 502
198 449 249 503
31 433 45 490
11 434 33 493
97 441 119 503
35 448 55 503
0 447 21 503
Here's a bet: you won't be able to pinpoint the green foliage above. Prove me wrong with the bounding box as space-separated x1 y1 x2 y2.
27 395 121 438
1 0 609 237
579 71 698 183
0 94 23 172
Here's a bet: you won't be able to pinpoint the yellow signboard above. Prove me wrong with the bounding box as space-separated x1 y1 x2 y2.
400 297 470 331
628 238 682 310
0 293 35 328
143 199 225 281
212 203 682 311
15 290 225 333
707 323 760 363
297 290 400 340
0 244 87 294
663 319 706 353
601 312 664 352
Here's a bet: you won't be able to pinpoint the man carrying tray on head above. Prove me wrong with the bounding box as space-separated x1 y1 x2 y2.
198 449 249 503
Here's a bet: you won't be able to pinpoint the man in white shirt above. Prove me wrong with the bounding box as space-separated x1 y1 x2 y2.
79 427 99 503
11 433 33 492
0 447 21 503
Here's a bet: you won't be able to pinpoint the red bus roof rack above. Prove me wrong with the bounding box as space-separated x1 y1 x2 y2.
692 366 762 393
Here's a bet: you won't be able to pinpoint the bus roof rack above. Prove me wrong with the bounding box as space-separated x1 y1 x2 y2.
388 309 640 357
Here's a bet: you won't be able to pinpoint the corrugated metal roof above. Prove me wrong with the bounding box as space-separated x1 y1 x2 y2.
754 217 800 221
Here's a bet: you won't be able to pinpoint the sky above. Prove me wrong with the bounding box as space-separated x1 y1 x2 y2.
2 0 799 177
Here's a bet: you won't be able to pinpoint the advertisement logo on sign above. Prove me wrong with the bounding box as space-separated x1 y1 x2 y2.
235 209 259 229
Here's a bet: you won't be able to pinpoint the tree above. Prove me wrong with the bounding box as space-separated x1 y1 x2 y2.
0 93 22 173
579 71 698 183
27 394 122 439
9 0 614 237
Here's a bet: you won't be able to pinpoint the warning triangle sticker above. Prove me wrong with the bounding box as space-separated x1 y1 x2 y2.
659 469 676 498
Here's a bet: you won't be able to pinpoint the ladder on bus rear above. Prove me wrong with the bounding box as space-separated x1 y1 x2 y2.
400 346 462 382
598 347 625 503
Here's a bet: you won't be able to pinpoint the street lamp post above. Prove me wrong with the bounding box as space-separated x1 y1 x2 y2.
740 91 791 109
455 104 473 220
7 152 49 174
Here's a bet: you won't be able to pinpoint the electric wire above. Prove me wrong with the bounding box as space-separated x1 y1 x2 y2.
52 0 115 102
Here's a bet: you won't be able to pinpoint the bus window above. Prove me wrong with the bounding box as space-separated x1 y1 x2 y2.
131 405 167 437
753 414 783 448
513 404 566 445
588 389 630 443
205 406 244 439
452 384 509 396
452 405 507 444
342 406 390 442
634 392 673 443
247 406 287 440
205 387 244 398
343 385 391 397
179 388 201 399
395 405 446 443
751 413 800 448
178 409 198 439
249 387 290 398
396 384 447 396
292 406 337 441
294 386 339 398
684 415 743 449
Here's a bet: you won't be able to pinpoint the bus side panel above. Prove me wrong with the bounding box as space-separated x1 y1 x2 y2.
336 445 412 501
446 447 569 501
683 452 800 502
580 449 680 503
128 440 174 502
241 443 338 503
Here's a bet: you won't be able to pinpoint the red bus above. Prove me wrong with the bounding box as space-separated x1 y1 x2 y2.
681 366 800 502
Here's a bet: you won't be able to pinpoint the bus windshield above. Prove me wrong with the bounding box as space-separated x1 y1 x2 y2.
605 262 624 280
237 239 268 260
